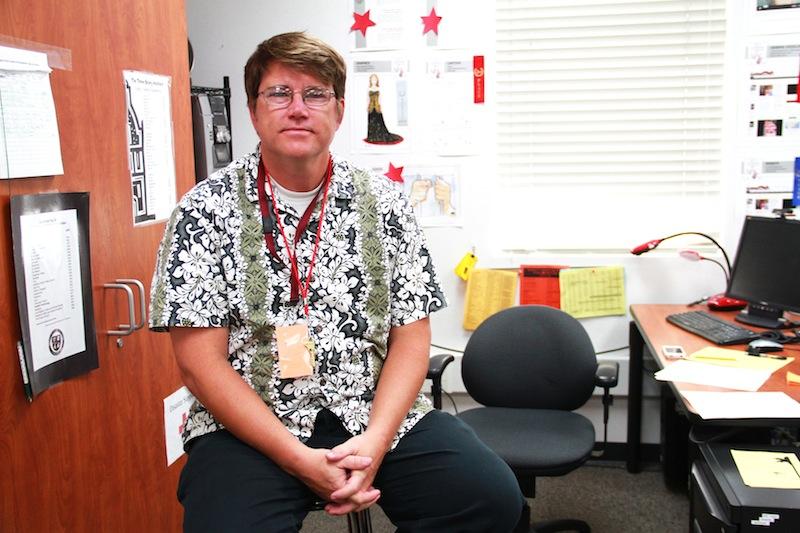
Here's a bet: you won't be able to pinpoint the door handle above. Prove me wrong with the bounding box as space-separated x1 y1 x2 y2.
116 278 146 330
103 282 136 336
103 278 147 336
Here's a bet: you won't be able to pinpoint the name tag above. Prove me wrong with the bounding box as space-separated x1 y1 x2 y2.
275 323 315 378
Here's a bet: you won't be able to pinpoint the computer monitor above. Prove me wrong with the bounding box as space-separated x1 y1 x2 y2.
726 216 800 329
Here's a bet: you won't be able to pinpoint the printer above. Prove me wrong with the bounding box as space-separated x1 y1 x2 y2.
690 442 800 532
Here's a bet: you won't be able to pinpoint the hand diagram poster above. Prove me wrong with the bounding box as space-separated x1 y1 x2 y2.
403 164 461 226
350 56 411 154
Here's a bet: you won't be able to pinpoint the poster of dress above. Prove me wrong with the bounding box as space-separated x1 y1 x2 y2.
10 192 99 400
123 70 177 226
349 56 411 154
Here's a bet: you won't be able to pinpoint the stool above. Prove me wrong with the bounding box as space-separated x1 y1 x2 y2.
346 509 373 533
311 500 373 533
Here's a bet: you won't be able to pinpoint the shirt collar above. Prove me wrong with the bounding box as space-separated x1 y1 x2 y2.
243 146 355 204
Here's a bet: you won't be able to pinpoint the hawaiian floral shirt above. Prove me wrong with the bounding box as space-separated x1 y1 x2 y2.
149 149 446 449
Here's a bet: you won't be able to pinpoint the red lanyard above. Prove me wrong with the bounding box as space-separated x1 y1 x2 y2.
256 156 333 316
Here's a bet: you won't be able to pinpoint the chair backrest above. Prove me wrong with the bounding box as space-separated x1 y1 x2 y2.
461 305 597 410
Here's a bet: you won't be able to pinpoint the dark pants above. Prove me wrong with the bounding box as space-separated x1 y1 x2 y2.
178 409 525 533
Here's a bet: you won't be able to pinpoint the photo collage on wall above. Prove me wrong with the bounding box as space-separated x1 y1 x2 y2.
741 14 800 215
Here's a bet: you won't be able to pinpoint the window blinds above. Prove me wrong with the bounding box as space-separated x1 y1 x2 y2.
494 0 727 251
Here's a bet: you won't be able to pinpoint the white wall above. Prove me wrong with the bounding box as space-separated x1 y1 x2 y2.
185 0 752 445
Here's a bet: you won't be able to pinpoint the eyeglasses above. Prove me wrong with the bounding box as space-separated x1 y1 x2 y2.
258 85 337 109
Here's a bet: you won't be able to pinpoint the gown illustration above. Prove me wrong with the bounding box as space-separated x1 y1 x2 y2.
364 74 403 145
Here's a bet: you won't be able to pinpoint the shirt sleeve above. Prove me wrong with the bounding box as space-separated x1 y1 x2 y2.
388 193 447 327
149 184 231 331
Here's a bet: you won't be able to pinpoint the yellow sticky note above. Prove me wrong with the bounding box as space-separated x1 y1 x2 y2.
688 347 793 372
454 252 478 281
788 371 800 386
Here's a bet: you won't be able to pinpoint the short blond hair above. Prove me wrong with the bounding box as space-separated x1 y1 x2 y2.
244 32 346 111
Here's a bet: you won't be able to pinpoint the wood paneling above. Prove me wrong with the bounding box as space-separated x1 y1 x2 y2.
0 1 195 530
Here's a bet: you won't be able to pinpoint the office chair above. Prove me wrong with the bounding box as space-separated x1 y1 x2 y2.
452 305 618 533
310 354 455 532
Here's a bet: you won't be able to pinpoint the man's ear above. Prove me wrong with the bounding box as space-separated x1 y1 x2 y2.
248 104 257 125
335 99 345 127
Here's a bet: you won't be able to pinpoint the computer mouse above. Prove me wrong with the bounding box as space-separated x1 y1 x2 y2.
747 339 783 353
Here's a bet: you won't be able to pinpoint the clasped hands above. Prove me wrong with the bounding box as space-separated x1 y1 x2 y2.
299 433 387 516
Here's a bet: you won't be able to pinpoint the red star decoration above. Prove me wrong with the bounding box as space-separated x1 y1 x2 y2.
351 10 376 37
384 163 404 183
421 7 442 35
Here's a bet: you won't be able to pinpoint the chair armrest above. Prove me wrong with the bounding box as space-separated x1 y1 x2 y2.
427 353 455 380
594 361 619 389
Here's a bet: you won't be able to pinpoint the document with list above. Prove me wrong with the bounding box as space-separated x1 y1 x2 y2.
463 269 518 331
559 266 626 318
0 45 63 179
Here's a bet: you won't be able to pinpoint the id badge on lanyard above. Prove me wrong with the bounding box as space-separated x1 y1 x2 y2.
256 156 332 378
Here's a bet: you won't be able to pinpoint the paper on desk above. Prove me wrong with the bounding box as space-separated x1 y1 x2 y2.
731 449 800 489
680 391 800 419
689 346 794 373
559 266 625 318
654 360 772 391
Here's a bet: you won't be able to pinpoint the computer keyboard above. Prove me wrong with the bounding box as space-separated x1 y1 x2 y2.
666 310 760 345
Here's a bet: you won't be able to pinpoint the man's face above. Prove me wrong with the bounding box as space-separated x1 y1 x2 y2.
249 61 344 165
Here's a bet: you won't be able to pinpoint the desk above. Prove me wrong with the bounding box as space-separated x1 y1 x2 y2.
625 304 800 482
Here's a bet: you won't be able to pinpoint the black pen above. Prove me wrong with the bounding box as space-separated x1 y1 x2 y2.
747 353 788 360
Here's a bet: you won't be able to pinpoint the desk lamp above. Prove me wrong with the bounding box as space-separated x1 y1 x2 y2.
630 232 747 310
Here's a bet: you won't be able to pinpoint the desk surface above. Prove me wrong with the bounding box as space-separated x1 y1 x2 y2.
630 304 800 405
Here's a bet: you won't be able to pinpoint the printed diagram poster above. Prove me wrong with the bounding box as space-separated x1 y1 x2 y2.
350 57 411 154
745 36 800 139
123 70 177 225
404 165 460 226
419 54 479 155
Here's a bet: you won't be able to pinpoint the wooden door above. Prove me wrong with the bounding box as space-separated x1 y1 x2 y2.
0 1 194 530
